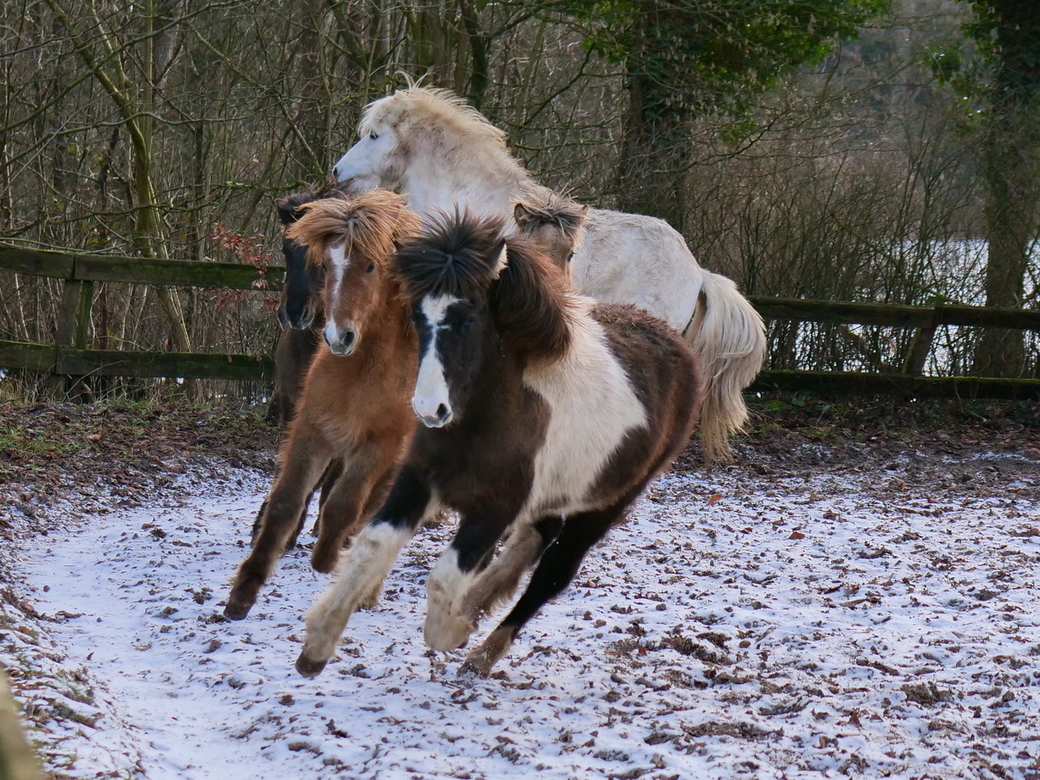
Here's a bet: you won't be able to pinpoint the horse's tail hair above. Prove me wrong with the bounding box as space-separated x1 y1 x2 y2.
682 271 766 466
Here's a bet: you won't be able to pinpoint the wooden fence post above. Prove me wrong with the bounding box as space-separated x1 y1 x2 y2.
901 295 942 376
0 667 44 780
50 265 95 398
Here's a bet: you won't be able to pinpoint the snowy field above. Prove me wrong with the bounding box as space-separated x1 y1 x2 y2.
2 449 1040 780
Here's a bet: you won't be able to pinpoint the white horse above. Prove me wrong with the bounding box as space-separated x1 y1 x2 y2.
332 87 765 465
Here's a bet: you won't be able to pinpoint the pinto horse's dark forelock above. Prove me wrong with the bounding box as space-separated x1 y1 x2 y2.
395 211 573 363
393 211 507 300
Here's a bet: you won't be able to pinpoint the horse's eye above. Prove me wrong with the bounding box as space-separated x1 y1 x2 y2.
567 252 575 263
461 314 476 329
369 132 379 141
365 262 375 273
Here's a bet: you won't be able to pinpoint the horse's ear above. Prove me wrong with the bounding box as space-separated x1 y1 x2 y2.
514 202 533 228
491 239 509 278
275 196 297 226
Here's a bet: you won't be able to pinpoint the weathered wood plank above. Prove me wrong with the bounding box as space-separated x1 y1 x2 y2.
72 255 284 290
750 298 932 327
749 297 1040 330
0 341 57 372
752 370 1040 400
0 245 74 279
0 244 284 290
54 348 275 381
933 304 1040 329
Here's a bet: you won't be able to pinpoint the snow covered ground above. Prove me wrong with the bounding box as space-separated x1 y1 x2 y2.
3 449 1040 779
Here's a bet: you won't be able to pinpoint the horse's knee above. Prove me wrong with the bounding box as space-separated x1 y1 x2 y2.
310 533 346 574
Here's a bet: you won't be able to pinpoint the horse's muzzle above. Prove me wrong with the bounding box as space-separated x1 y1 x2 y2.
416 403 453 429
324 326 357 356
279 303 314 331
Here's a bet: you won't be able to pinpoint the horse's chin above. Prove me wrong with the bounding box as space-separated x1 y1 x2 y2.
327 342 357 357
419 412 453 429
341 175 381 193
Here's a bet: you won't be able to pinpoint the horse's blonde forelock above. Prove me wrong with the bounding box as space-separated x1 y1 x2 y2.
285 190 420 268
360 86 507 150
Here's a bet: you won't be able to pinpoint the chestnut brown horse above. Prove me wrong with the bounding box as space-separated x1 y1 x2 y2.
225 190 422 620
296 212 704 679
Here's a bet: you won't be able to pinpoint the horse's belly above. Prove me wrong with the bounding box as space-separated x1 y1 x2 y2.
521 313 648 518
575 209 703 331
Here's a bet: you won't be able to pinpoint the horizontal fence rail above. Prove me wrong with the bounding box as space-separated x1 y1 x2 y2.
1 244 1039 398
0 244 284 289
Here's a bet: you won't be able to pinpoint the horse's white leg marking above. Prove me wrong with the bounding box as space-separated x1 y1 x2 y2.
412 294 458 426
300 521 412 665
425 547 479 651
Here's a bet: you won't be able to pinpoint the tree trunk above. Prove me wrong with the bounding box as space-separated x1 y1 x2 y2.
973 0 1040 377
615 69 690 231
613 2 690 231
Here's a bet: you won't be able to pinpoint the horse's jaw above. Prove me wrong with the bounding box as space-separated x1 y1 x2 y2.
338 174 381 193
417 410 453 429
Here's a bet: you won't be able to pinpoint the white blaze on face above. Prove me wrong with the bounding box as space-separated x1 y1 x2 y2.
323 244 349 345
412 294 458 426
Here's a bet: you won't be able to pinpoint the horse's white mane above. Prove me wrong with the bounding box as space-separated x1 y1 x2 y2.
360 87 509 152
358 86 545 216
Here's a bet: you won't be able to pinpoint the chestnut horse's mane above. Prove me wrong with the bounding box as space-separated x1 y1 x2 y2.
285 190 420 268
394 211 575 363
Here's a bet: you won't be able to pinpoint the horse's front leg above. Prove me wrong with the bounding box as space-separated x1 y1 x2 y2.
225 423 333 620
424 504 518 652
296 465 437 678
309 440 401 574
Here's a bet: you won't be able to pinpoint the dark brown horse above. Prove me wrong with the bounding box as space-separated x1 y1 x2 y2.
267 183 348 428
296 211 704 679
225 191 422 621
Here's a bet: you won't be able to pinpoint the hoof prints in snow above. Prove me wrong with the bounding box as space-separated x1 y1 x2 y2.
2 463 1040 779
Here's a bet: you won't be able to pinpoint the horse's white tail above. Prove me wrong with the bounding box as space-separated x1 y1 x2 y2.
683 271 766 466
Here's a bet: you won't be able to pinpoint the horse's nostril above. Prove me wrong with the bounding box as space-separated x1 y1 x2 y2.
342 330 356 348
436 403 449 420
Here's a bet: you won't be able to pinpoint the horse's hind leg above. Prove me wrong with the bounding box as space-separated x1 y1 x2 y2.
225 426 333 620
297 464 437 678
459 516 563 623
459 504 624 679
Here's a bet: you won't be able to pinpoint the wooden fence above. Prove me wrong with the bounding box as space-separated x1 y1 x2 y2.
2 243 1040 399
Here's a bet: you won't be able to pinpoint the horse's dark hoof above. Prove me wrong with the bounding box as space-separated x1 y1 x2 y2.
223 598 252 621
296 653 328 678
455 662 482 687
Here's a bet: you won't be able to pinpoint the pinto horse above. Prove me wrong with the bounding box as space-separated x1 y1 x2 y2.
225 191 422 621
331 85 762 465
296 212 704 679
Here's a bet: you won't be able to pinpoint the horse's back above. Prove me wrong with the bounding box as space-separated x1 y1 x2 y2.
521 298 701 517
574 208 704 331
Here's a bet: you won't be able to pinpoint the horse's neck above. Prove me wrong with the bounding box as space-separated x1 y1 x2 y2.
355 291 413 368
401 155 548 222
